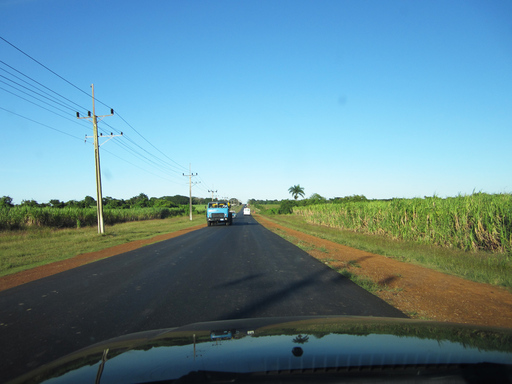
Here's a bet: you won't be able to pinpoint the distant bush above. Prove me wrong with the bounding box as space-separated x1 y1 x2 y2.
278 200 299 214
330 195 368 204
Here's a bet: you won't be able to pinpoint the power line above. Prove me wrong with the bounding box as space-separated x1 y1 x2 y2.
0 36 92 99
91 121 187 178
1 36 188 174
100 147 186 185
0 60 89 114
197 175 212 192
115 112 188 172
0 79 184 181
0 85 93 132
108 136 185 180
0 77 76 115
1 36 112 115
89 121 188 182
1 35 214 194
96 118 188 176
0 106 84 141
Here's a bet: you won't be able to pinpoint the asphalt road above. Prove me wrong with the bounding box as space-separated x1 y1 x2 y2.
0 212 406 382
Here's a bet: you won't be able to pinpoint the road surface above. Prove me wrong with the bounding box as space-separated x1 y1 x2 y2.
0 212 406 382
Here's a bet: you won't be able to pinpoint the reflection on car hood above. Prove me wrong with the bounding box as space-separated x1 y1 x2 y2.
10 316 512 383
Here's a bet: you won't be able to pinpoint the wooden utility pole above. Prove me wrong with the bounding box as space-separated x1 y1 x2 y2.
183 164 198 221
208 189 217 201
77 84 120 234
91 85 104 233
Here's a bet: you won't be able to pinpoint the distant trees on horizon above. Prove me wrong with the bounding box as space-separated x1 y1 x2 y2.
0 194 214 209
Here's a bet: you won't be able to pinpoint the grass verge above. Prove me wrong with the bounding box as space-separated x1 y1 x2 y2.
337 268 383 293
257 213 512 289
0 215 205 277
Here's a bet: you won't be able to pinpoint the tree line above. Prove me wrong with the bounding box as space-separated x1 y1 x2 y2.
249 194 369 214
0 194 215 209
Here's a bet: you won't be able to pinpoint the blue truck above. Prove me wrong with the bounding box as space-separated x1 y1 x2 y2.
206 201 232 226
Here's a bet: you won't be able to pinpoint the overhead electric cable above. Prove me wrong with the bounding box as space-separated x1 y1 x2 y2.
0 79 70 115
0 106 84 141
91 126 185 179
0 61 89 114
109 137 184 178
0 37 115 116
1 36 194 187
100 147 185 185
99 121 187 175
197 176 212 191
0 85 93 132
115 112 188 172
0 36 92 99
0 74 77 112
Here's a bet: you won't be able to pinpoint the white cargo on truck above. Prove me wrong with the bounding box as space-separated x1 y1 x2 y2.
243 207 251 215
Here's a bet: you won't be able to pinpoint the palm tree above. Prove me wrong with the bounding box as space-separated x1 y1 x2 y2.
288 185 305 200
292 334 310 344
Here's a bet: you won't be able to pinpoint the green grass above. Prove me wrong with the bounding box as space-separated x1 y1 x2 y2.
0 215 205 277
274 230 328 254
337 268 382 293
252 204 280 215
259 213 512 289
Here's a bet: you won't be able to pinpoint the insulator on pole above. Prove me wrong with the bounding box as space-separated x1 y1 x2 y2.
111 109 114 115
76 112 80 118
88 111 91 117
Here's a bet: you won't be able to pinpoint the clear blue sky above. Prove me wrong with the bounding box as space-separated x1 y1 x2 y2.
1 0 511 204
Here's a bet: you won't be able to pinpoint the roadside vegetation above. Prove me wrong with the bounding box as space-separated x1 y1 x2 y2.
251 192 512 288
0 206 187 230
0 194 209 230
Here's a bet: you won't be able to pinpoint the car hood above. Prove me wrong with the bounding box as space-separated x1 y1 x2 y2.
10 316 512 383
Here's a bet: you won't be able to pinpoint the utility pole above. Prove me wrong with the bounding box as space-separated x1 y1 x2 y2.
77 84 121 234
208 189 217 201
183 164 198 221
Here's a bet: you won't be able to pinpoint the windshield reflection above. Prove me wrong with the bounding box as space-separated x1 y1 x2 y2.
25 317 512 384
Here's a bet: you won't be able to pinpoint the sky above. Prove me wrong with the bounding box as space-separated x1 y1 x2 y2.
1 0 511 204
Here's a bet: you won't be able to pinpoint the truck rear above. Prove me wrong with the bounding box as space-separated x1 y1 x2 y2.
206 201 232 226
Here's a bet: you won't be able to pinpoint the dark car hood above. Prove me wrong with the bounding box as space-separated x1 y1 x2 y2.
10 316 512 383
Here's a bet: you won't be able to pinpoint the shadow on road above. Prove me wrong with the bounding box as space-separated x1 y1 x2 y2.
220 268 348 319
215 274 265 289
